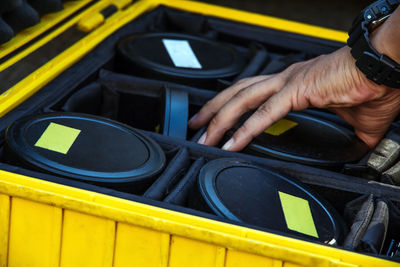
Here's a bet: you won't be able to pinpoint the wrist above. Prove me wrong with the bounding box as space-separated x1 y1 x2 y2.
371 8 400 64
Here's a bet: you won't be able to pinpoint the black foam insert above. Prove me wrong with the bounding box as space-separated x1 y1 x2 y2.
0 17 14 44
0 0 66 45
28 0 63 16
3 0 39 33
0 0 23 13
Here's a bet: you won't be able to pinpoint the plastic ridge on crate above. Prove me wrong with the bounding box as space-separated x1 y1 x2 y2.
0 0 136 74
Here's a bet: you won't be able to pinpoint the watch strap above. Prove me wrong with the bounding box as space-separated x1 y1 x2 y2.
347 0 400 88
350 31 400 88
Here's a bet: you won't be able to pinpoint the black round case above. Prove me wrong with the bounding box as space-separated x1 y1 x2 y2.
4 112 166 193
231 112 369 167
117 32 247 88
191 158 346 244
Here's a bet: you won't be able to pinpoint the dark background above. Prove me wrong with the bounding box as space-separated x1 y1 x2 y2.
197 0 368 31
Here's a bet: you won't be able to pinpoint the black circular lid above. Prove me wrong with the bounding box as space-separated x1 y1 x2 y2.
245 112 369 166
5 113 165 183
198 158 346 243
117 32 247 81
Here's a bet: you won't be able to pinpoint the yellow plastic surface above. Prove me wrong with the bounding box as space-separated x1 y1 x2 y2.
147 0 349 43
0 169 396 266
77 0 133 32
0 194 10 267
8 198 62 267
113 224 170 267
0 0 398 266
60 210 115 267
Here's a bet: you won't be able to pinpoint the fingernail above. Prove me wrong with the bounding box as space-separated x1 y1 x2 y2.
222 138 234 151
198 132 207 145
188 113 198 125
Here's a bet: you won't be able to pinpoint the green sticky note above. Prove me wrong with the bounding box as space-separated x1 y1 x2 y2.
35 122 81 154
278 191 318 238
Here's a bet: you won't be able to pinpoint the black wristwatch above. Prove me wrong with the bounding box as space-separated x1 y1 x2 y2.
347 0 400 88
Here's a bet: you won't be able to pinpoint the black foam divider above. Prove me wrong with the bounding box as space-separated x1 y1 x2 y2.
0 17 14 44
0 0 23 13
164 157 206 205
233 43 269 82
260 52 307 75
28 0 63 16
0 0 66 45
144 147 191 200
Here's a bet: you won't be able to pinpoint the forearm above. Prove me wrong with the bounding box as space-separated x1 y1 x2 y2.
371 7 400 64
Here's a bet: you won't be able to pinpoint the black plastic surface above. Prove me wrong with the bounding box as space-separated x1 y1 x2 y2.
162 87 188 139
3 0 39 33
117 32 247 87
245 112 369 167
196 158 346 243
4 113 166 191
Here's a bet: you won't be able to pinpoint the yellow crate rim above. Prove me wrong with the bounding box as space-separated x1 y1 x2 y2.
0 168 396 267
146 0 348 43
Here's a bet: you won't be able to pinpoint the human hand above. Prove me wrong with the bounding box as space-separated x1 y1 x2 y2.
188 46 400 151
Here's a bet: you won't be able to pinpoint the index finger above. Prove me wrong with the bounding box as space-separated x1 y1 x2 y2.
188 75 270 129
222 88 294 151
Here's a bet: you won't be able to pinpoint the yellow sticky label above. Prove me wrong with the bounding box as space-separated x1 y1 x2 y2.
155 124 161 134
34 122 81 154
278 191 318 238
264 119 298 136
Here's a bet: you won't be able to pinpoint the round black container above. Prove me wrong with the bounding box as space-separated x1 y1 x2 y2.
117 32 247 88
192 158 346 243
4 113 166 193
236 112 369 167
161 87 188 139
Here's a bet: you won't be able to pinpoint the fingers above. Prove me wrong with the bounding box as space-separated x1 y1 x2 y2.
222 88 294 151
200 76 283 146
188 75 270 129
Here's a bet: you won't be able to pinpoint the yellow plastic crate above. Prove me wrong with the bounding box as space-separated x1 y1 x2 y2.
0 1 398 266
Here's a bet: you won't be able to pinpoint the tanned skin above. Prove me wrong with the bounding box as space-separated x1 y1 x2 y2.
189 7 400 151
